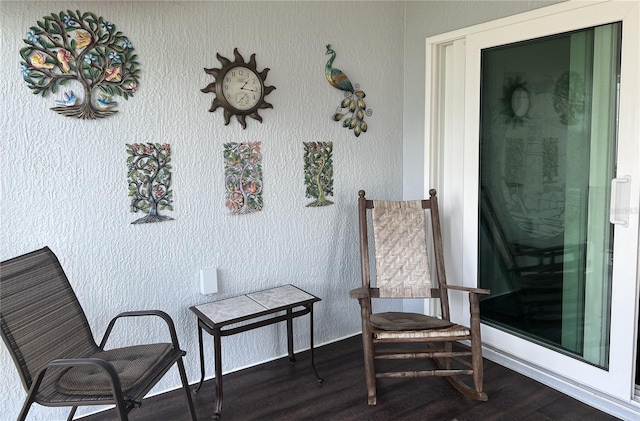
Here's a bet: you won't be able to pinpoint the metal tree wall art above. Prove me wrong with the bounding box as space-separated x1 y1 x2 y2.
224 142 263 214
126 143 173 224
304 142 334 207
553 71 585 125
20 10 140 119
325 44 372 137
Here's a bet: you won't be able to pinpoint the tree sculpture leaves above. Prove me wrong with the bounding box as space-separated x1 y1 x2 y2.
20 10 140 119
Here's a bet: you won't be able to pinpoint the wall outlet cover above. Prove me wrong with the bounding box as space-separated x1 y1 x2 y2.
199 267 218 295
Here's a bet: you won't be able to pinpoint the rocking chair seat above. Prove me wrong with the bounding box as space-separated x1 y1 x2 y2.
373 325 471 340
370 312 453 330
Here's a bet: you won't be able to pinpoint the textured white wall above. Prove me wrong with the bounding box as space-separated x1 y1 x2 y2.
0 1 577 419
0 1 404 419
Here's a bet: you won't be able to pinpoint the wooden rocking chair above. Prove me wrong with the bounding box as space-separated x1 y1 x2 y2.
349 190 490 405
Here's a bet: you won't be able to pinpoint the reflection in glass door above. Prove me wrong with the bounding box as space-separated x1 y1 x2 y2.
478 22 621 368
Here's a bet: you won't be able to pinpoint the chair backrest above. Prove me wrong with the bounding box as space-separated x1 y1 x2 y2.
0 247 98 391
479 187 518 271
371 199 432 297
359 189 451 318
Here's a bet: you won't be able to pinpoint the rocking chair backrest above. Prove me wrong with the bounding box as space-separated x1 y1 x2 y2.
359 190 451 318
0 247 98 391
371 199 433 298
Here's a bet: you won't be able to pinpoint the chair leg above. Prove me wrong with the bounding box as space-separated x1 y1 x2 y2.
114 402 129 421
443 341 452 369
17 398 33 421
361 331 377 405
469 292 487 400
67 406 78 421
357 298 377 405
177 356 198 421
110 386 129 421
471 333 485 396
432 340 488 401
363 342 377 405
18 371 45 421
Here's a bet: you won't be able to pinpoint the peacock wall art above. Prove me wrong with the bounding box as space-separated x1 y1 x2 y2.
325 44 372 137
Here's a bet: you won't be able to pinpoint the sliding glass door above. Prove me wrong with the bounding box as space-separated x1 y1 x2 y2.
478 23 620 368
425 0 640 409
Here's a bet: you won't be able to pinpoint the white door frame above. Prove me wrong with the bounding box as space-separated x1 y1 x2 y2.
425 1 640 418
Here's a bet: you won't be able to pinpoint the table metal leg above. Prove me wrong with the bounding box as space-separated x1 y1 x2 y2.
213 328 223 419
286 308 296 363
309 304 323 384
193 324 206 393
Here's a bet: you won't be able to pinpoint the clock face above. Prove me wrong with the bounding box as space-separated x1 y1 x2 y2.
221 66 264 111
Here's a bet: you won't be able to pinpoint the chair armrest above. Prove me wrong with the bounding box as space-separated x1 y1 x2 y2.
99 310 181 350
28 358 127 406
50 357 124 391
349 287 381 299
349 286 370 299
442 284 490 295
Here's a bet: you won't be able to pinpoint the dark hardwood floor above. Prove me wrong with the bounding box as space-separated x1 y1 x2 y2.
81 335 620 421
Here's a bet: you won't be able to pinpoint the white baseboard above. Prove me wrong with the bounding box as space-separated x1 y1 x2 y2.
482 344 640 421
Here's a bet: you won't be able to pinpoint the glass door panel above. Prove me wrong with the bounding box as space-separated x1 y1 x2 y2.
478 22 621 368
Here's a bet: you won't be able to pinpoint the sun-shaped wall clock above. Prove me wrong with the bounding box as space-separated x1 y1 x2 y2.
500 75 530 126
201 48 276 129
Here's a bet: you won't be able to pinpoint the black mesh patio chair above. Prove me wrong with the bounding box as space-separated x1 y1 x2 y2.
0 247 197 421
